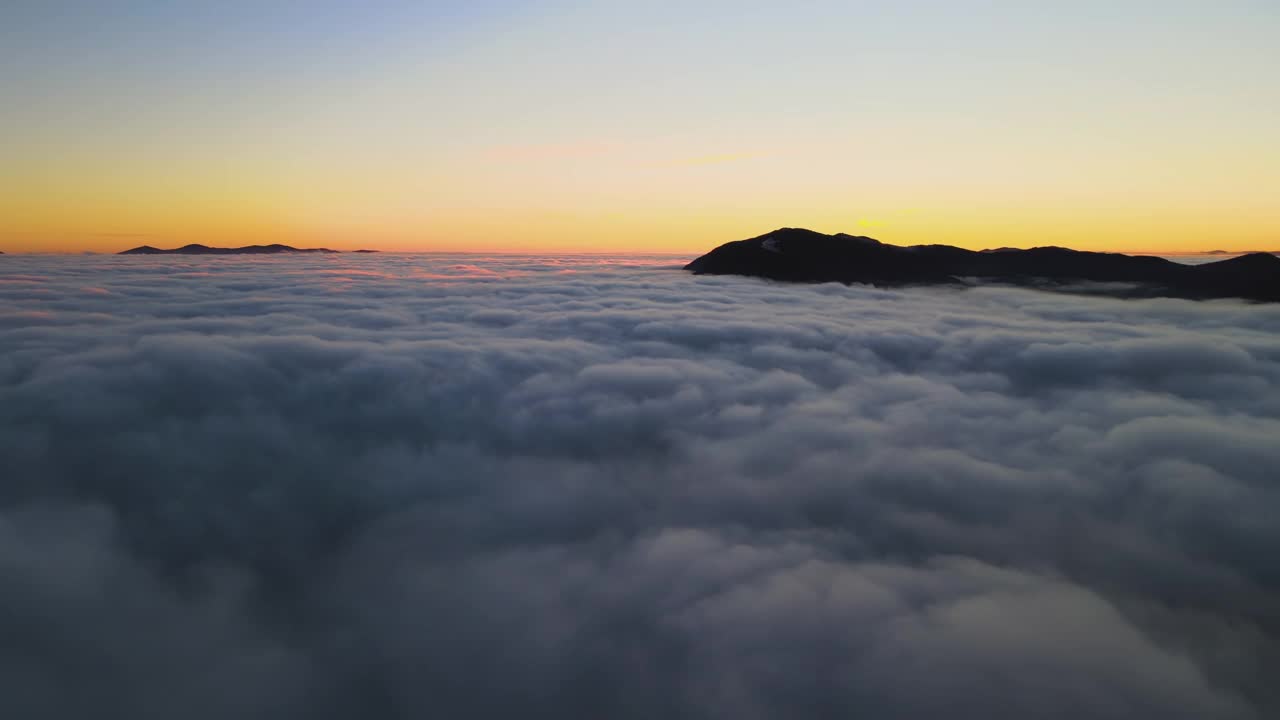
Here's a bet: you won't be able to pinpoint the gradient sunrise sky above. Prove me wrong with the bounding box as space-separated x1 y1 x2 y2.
2 1 1277 254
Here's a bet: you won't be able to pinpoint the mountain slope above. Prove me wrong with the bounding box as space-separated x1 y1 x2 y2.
119 244 341 255
685 228 1280 302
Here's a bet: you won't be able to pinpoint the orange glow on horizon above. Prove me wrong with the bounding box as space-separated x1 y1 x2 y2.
3 208 1276 257
5 142 1275 255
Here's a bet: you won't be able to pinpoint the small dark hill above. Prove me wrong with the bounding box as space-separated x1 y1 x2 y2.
120 244 342 255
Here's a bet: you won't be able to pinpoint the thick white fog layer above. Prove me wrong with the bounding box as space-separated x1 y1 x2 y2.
2 254 1278 719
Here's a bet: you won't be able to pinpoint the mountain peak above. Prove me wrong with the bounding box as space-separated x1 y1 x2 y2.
686 228 1280 302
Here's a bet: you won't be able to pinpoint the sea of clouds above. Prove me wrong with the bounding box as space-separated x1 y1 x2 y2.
2 252 1278 719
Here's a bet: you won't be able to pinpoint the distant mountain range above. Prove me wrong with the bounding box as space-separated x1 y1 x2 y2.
119 244 378 255
685 228 1280 302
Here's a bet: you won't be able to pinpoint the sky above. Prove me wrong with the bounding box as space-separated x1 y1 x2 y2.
2 0 1278 254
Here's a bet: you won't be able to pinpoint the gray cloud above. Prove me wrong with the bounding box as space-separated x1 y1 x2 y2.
1 253 1278 718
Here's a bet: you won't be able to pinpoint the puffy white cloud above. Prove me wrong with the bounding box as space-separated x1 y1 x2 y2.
1 253 1277 718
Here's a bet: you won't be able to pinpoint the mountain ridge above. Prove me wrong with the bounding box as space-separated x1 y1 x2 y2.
119 243 350 255
685 228 1280 302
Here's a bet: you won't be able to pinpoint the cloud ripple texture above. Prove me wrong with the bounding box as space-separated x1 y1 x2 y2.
1 253 1278 719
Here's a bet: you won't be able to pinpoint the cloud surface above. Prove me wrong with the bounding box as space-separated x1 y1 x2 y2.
2 253 1278 719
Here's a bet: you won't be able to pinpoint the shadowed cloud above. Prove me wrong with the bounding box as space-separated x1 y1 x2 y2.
1 253 1278 719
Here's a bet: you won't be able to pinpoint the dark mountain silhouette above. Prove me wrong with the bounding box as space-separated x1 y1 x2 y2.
119 243 342 255
685 228 1280 302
